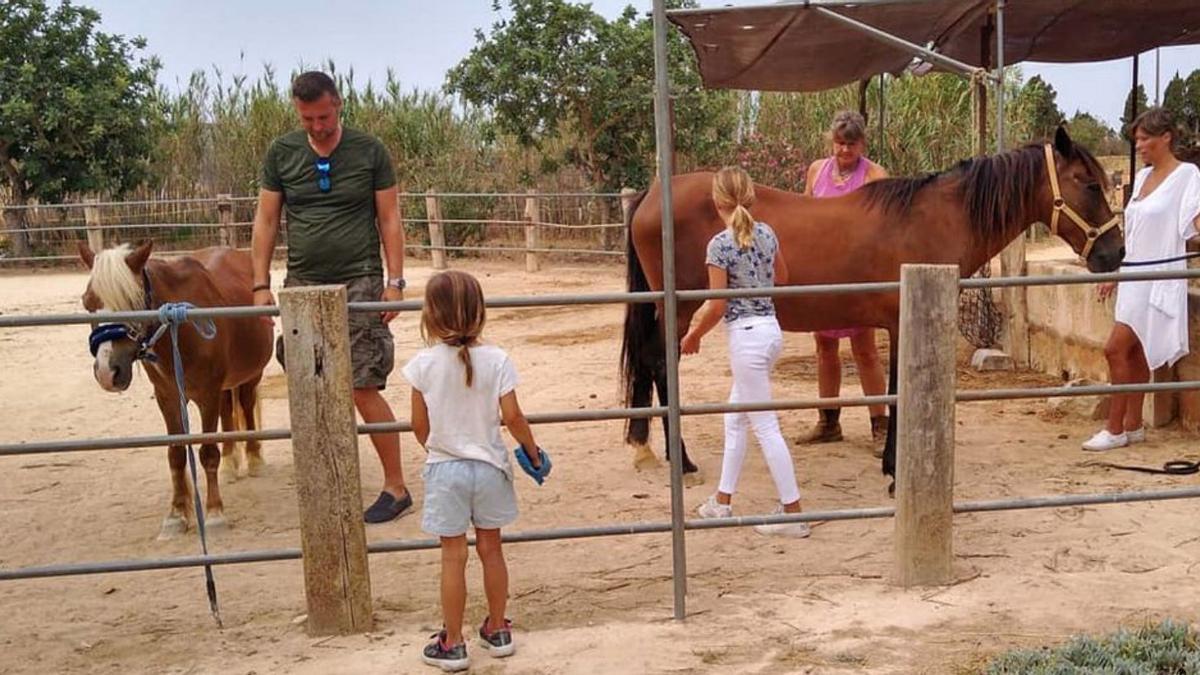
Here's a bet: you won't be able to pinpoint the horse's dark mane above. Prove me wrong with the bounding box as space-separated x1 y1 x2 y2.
860 141 1108 243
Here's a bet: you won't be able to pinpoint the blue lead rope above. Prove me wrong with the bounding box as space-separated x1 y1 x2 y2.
158 303 222 628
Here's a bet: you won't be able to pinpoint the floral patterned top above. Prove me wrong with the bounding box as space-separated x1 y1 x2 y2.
704 222 779 323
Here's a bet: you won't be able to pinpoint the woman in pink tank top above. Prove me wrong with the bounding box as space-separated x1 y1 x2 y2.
797 111 891 452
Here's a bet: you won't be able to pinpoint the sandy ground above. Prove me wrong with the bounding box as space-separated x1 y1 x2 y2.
1 257 1199 675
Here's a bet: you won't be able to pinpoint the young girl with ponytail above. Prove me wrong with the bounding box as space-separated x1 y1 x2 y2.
680 166 810 538
403 270 551 671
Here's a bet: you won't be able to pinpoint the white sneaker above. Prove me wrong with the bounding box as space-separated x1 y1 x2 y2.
697 494 732 519
1127 427 1146 444
753 505 812 539
1081 429 1129 452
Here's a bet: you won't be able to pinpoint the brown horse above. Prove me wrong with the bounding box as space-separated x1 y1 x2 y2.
621 127 1124 492
80 241 273 538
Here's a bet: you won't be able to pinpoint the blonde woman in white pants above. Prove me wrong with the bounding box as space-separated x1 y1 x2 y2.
680 166 809 538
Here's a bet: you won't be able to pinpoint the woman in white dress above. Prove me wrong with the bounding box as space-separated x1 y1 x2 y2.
1084 108 1200 451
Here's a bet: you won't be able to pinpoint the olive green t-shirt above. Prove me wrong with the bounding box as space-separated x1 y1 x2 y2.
261 127 396 283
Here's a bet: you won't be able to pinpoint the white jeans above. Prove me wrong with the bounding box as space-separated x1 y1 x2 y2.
718 316 801 504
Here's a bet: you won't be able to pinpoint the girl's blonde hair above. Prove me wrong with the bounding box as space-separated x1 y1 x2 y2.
420 270 487 387
712 166 756 249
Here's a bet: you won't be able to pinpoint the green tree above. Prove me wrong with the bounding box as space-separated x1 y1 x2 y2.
1183 69 1200 142
1065 111 1121 155
1012 75 1063 141
445 0 738 192
1162 72 1188 130
0 0 161 256
1120 83 1149 137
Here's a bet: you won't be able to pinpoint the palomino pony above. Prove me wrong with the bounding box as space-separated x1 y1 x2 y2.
622 127 1125 493
80 241 273 538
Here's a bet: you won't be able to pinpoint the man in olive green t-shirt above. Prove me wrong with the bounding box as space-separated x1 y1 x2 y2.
251 71 412 523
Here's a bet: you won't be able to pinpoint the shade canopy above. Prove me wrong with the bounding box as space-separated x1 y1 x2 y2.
668 1 1200 92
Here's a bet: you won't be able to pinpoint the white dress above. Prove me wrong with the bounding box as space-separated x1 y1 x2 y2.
1114 162 1200 369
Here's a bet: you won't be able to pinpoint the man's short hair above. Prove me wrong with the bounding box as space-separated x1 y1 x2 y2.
291 71 340 103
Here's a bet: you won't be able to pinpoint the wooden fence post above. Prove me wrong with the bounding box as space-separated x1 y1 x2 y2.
894 264 958 587
84 198 104 254
217 194 235 248
524 189 540 272
278 285 374 635
425 190 447 270
999 240 1029 367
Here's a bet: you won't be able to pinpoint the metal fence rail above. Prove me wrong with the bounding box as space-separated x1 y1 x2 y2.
6 484 1199 582
5 267 1199 329
6 379 1199 457
0 192 623 210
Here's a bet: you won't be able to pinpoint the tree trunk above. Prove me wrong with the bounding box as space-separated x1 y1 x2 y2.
0 146 31 259
2 206 27 259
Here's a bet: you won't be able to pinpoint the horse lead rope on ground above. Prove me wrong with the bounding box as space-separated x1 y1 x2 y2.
158 302 223 628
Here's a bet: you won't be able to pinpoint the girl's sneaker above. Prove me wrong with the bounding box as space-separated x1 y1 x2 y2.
478 617 515 657
422 631 469 672
697 494 733 519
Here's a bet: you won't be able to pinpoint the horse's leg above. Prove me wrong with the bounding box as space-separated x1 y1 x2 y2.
239 378 266 477
881 328 899 497
657 300 702 482
197 392 228 530
219 389 240 484
154 388 191 540
628 364 661 471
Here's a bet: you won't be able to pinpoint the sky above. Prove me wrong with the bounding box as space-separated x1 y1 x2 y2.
82 0 1200 130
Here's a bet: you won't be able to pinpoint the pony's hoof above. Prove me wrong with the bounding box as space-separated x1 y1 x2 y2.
683 470 706 488
246 454 266 477
205 513 229 532
157 516 188 541
632 443 661 471
220 464 240 483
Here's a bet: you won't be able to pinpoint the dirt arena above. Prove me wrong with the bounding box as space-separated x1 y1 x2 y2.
1 258 1198 674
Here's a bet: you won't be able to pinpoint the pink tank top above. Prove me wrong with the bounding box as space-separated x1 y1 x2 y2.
812 155 872 340
812 156 870 198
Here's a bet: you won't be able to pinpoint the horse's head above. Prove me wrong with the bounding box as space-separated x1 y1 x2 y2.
79 241 154 392
1045 126 1125 273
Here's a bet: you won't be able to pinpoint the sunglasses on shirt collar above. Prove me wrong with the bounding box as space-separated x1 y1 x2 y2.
315 157 332 193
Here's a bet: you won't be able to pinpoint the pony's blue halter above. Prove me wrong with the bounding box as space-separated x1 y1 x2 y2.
84 269 204 363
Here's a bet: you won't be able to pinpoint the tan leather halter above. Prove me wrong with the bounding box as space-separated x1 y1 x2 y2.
1043 143 1122 260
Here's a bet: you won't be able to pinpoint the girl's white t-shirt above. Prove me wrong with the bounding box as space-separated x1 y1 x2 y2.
401 343 519 478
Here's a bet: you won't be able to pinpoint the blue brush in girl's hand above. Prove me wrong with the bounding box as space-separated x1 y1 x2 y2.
514 445 552 485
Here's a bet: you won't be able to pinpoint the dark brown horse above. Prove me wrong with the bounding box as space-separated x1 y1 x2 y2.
621 127 1124 492
80 241 273 538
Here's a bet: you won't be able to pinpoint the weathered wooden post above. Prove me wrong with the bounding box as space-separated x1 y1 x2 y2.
894 264 958 587
217 194 235 248
278 285 374 635
425 190 447 270
523 189 540 272
84 198 104 254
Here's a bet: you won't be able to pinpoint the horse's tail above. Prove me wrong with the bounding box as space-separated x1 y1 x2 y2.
619 190 659 446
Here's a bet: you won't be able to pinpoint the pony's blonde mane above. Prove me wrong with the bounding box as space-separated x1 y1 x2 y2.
90 245 145 312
